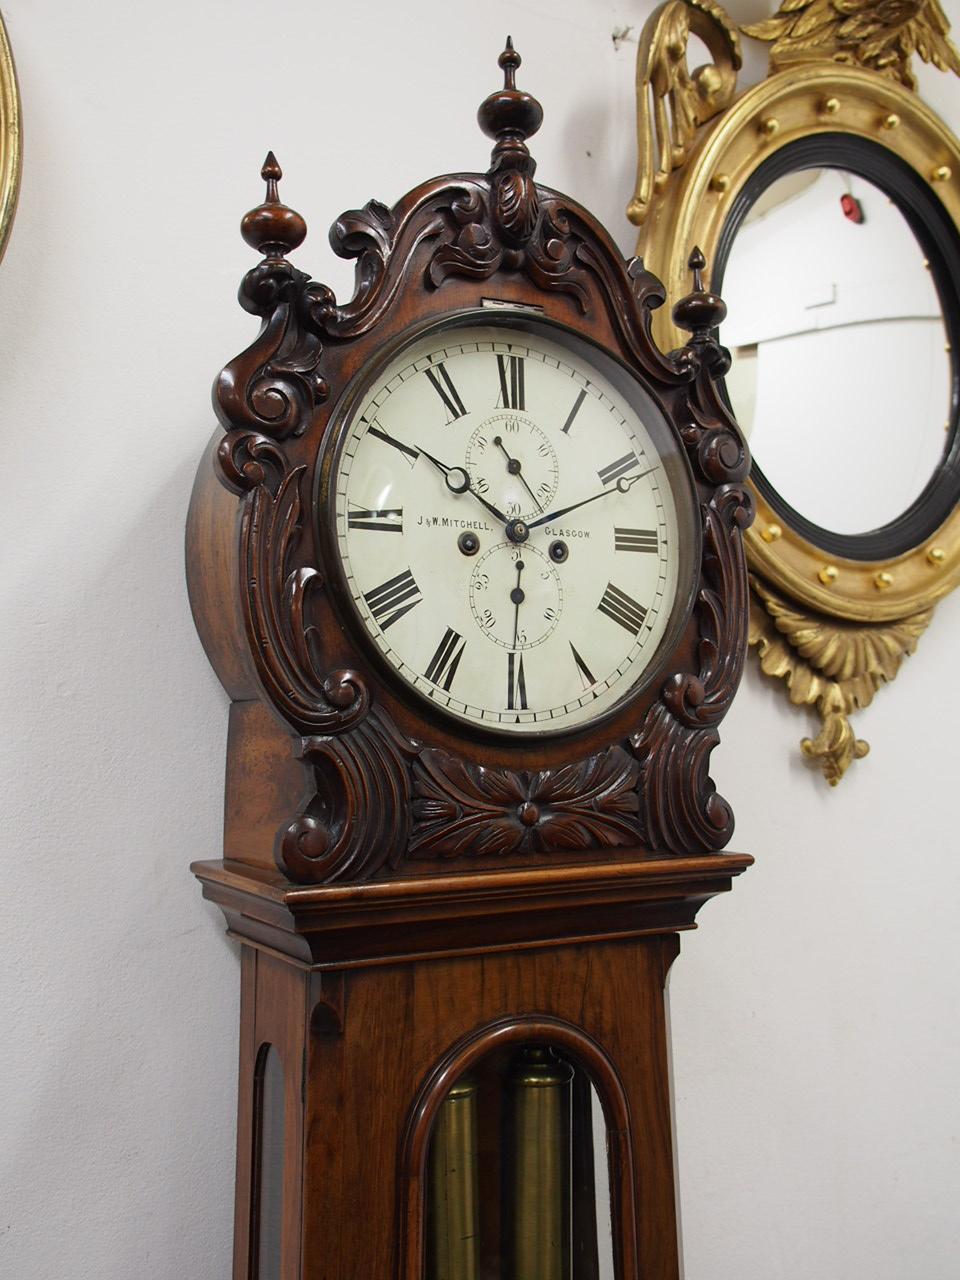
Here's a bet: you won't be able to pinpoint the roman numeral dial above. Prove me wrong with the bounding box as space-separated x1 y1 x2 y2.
348 505 403 533
363 569 422 631
424 363 467 422
425 628 466 691
598 583 648 635
496 354 525 410
335 324 687 735
507 651 528 710
598 451 639 486
615 527 658 553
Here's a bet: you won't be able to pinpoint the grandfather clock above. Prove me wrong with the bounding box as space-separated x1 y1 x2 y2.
187 39 753 1280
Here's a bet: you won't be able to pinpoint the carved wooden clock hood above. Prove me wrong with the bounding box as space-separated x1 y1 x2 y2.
187 38 753 1280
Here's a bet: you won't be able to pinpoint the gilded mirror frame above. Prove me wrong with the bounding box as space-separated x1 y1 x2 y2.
629 0 960 783
0 14 21 264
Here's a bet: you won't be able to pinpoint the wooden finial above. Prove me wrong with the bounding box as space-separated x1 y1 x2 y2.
261 150 282 200
500 35 520 89
688 246 706 291
478 37 544 173
672 246 727 339
241 151 307 259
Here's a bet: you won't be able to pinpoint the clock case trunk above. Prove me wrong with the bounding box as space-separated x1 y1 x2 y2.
186 41 753 1280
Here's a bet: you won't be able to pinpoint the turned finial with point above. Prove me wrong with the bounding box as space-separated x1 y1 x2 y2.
673 246 727 339
478 36 544 172
240 151 307 259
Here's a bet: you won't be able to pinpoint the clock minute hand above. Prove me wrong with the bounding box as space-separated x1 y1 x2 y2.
416 444 510 525
526 467 658 530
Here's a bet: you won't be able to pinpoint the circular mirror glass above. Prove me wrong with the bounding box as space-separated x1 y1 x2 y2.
715 137 960 559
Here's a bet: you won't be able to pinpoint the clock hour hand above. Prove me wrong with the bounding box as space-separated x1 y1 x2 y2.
525 468 657 531
417 444 510 524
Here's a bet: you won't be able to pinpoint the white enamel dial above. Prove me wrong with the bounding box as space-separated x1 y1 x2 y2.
330 322 690 735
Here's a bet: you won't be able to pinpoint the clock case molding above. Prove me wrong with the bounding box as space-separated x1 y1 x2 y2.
187 48 754 894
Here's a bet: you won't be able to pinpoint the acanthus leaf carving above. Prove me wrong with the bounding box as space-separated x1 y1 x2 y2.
242 464 369 738
277 710 419 883
408 745 642 860
633 483 753 853
215 262 329 493
670 249 748 488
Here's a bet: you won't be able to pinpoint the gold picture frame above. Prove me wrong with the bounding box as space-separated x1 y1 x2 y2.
0 13 21 264
630 0 960 783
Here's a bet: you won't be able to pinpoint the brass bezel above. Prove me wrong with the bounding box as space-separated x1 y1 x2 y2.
630 1 960 781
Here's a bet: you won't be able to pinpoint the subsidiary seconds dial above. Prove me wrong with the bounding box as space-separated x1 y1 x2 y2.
330 322 692 735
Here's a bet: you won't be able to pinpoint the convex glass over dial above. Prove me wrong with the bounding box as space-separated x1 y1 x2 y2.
330 322 692 734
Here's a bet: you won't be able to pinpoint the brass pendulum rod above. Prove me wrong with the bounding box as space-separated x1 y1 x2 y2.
427 1076 480 1280
505 1046 574 1280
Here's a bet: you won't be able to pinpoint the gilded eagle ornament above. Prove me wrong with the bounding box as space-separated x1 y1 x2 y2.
743 0 960 90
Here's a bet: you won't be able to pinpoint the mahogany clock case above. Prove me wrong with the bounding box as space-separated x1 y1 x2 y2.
186 40 754 887
186 41 754 1280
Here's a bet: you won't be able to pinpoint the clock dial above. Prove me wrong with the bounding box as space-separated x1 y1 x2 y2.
330 322 693 734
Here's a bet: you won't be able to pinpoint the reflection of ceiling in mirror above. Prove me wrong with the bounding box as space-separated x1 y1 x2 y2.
722 169 952 534
723 170 942 347
742 169 819 224
727 319 950 533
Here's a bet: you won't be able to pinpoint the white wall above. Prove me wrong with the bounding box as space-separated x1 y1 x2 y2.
1 2 957 1276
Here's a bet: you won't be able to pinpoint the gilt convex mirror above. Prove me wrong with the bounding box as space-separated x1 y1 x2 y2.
629 0 960 783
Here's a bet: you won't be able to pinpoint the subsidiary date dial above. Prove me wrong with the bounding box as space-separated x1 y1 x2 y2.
330 323 690 735
469 544 563 651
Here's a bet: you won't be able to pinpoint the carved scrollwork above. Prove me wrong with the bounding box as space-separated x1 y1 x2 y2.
241 465 370 737
749 575 933 784
408 746 642 859
278 710 419 883
322 195 448 336
214 158 331 495
678 361 749 488
428 186 595 315
215 260 330 495
633 483 753 853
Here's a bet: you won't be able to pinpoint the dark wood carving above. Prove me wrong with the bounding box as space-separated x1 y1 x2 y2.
409 745 641 859
187 41 753 885
632 252 753 852
278 708 418 882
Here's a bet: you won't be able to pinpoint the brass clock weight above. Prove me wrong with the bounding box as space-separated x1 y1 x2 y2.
187 40 753 1279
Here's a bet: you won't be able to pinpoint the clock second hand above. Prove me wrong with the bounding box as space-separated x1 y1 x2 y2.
492 435 543 513
525 468 658 531
511 558 525 649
